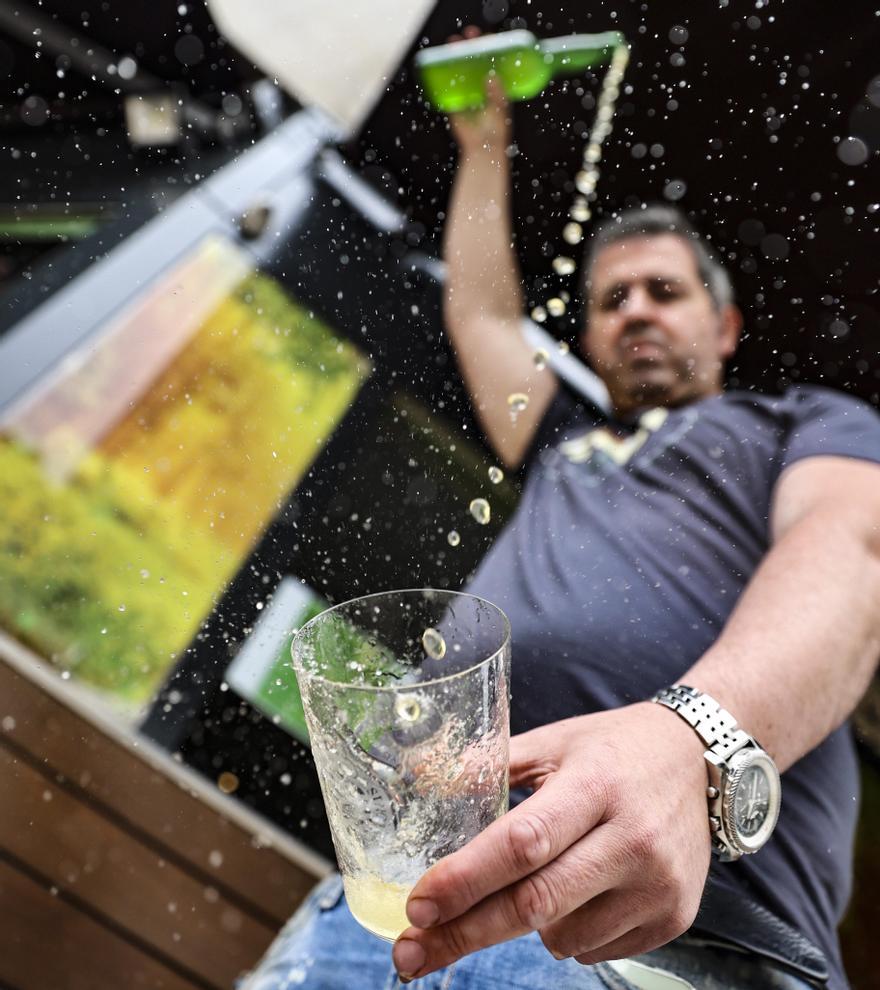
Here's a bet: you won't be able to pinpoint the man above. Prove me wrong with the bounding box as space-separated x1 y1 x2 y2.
243 82 880 990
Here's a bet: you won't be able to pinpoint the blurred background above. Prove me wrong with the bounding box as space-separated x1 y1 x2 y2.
0 1 878 987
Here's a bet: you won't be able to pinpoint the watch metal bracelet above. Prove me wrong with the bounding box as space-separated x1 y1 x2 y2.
652 684 752 763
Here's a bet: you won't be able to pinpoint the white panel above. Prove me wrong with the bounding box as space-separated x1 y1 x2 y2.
207 0 436 133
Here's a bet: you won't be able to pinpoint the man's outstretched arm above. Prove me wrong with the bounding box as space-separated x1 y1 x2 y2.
443 77 557 469
391 455 880 981
685 454 880 770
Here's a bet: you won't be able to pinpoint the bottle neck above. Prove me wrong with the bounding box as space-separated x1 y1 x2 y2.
541 31 625 77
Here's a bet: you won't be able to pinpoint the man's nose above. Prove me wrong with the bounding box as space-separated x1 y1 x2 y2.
620 284 654 318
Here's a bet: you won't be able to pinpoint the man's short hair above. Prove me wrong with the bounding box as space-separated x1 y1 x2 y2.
580 204 734 311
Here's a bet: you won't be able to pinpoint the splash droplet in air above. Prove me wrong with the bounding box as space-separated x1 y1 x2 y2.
469 498 491 525
576 171 597 195
488 466 504 484
570 200 591 223
552 256 576 276
507 392 529 420
533 348 549 370
584 142 602 164
217 772 239 794
530 305 547 323
396 696 421 723
422 627 446 660
557 340 570 355
563 223 583 245
447 529 461 547
547 297 566 317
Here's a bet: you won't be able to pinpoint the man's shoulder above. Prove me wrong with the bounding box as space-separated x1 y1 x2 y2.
718 384 878 422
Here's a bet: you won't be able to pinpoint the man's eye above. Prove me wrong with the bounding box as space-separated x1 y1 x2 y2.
602 288 627 310
651 282 680 301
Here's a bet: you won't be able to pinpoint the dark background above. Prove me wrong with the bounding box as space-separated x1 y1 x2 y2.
347 0 879 400
1 0 878 401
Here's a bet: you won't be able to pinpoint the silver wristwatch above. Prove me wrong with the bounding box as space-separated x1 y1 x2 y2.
652 685 781 861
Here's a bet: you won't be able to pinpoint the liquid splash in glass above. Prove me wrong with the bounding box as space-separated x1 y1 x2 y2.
421 627 447 660
396 695 422 723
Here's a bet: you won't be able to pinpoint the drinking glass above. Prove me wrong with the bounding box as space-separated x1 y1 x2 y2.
291 588 511 941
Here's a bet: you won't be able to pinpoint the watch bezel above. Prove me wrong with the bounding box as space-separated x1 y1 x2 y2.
721 747 781 855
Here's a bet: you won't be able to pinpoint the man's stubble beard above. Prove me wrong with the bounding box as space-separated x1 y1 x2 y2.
619 354 705 411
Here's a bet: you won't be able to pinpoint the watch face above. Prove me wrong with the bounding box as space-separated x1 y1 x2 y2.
723 749 782 855
732 763 772 838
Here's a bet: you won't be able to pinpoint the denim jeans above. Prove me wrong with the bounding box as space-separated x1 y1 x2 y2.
239 874 817 990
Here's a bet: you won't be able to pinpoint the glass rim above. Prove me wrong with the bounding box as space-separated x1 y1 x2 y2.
290 587 511 693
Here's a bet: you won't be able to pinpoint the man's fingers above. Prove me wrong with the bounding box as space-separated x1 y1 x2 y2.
394 825 625 979
509 724 564 789
572 926 652 968
485 73 508 107
406 774 604 927
538 888 643 960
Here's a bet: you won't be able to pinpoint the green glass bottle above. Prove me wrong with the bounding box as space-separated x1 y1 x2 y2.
415 29 625 114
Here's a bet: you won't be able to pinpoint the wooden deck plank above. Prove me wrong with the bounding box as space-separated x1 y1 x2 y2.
0 648 324 925
0 856 202 990
0 743 277 989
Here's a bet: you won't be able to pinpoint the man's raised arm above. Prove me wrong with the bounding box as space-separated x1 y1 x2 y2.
443 77 557 470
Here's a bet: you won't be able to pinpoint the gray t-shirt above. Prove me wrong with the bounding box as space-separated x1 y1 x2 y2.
465 384 880 989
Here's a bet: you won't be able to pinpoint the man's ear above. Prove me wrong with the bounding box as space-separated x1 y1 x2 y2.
718 304 743 360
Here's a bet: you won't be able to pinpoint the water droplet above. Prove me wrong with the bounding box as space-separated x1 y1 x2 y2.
118 604 126 612
533 348 549 370
562 223 583 245
552 256 576 276
547 297 566 317
507 392 529 416
217 772 239 794
530 305 547 323
557 340 570 355
570 200 591 223
469 498 491 525
422 627 446 660
396 696 421 723
575 171 597 195
663 179 687 202
488 466 504 484
447 529 461 547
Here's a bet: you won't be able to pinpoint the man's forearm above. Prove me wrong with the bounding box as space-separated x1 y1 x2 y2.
442 145 557 469
443 148 523 329
683 508 880 771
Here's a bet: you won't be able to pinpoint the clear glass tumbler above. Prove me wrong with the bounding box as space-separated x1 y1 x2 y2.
291 588 511 941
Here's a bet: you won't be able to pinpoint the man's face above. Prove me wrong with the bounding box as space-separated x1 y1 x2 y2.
581 234 741 417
